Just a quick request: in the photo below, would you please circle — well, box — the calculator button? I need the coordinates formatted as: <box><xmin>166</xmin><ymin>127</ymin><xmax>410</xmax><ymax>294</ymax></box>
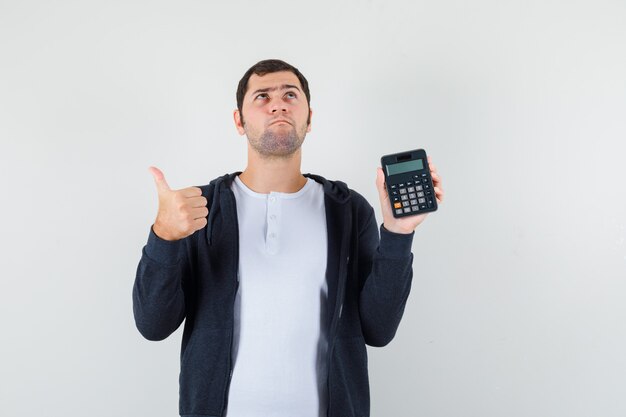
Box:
<box><xmin>403</xmin><ymin>207</ymin><xmax>411</xmax><ymax>213</ymax></box>
<box><xmin>413</xmin><ymin>174</ymin><xmax>419</xmax><ymax>179</ymax></box>
<box><xmin>410</xmin><ymin>199</ymin><xmax>417</xmax><ymax>205</ymax></box>
<box><xmin>402</xmin><ymin>201</ymin><xmax>410</xmax><ymax>207</ymax></box>
<box><xmin>419</xmin><ymin>203</ymin><xmax>427</xmax><ymax>209</ymax></box>
<box><xmin>407</xmin><ymin>181</ymin><xmax>413</xmax><ymax>186</ymax></box>
<box><xmin>417</xmin><ymin>191</ymin><xmax>424</xmax><ymax>197</ymax></box>
<box><xmin>391</xmin><ymin>190</ymin><xmax>398</xmax><ymax>196</ymax></box>
<box><xmin>421</xmin><ymin>173</ymin><xmax>427</xmax><ymax>178</ymax></box>
<box><xmin>423</xmin><ymin>184</ymin><xmax>431</xmax><ymax>190</ymax></box>
<box><xmin>408</xmin><ymin>193</ymin><xmax>416</xmax><ymax>199</ymax></box>
<box><xmin>401</xmin><ymin>195</ymin><xmax>408</xmax><ymax>201</ymax></box>
<box><xmin>399</xmin><ymin>188</ymin><xmax>407</xmax><ymax>194</ymax></box>
<box><xmin>407</xmin><ymin>186</ymin><xmax>415</xmax><ymax>193</ymax></box>
<box><xmin>422</xmin><ymin>178</ymin><xmax>428</xmax><ymax>184</ymax></box>
<box><xmin>411</xmin><ymin>206</ymin><xmax>419</xmax><ymax>212</ymax></box>
<box><xmin>427</xmin><ymin>198</ymin><xmax>434</xmax><ymax>208</ymax></box>
<box><xmin>425</xmin><ymin>190</ymin><xmax>432</xmax><ymax>196</ymax></box>
<box><xmin>418</xmin><ymin>198</ymin><xmax>426</xmax><ymax>204</ymax></box>
<box><xmin>395</xmin><ymin>209</ymin><xmax>403</xmax><ymax>215</ymax></box>
<box><xmin>394</xmin><ymin>202</ymin><xmax>402</xmax><ymax>209</ymax></box>
<box><xmin>390</xmin><ymin>184</ymin><xmax>397</xmax><ymax>189</ymax></box>
<box><xmin>398</xmin><ymin>183</ymin><xmax>405</xmax><ymax>188</ymax></box>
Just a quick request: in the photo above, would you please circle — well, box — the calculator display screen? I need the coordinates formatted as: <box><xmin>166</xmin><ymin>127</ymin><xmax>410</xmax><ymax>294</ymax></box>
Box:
<box><xmin>385</xmin><ymin>159</ymin><xmax>424</xmax><ymax>176</ymax></box>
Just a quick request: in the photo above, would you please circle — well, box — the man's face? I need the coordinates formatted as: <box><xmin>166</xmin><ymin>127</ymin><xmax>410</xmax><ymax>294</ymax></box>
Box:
<box><xmin>234</xmin><ymin>71</ymin><xmax>312</xmax><ymax>158</ymax></box>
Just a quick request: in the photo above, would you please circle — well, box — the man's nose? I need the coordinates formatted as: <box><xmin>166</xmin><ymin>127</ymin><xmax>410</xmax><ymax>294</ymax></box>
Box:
<box><xmin>270</xmin><ymin>100</ymin><xmax>288</xmax><ymax>113</ymax></box>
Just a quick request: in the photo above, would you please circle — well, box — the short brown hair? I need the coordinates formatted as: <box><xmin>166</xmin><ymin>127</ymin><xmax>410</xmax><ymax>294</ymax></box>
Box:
<box><xmin>236</xmin><ymin>59</ymin><xmax>311</xmax><ymax>125</ymax></box>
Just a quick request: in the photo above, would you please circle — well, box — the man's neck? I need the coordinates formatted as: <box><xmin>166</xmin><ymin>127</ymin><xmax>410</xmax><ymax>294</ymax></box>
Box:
<box><xmin>238</xmin><ymin>148</ymin><xmax>307</xmax><ymax>194</ymax></box>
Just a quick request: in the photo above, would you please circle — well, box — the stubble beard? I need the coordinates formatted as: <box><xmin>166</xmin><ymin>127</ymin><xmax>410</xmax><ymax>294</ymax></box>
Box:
<box><xmin>246</xmin><ymin>122</ymin><xmax>307</xmax><ymax>159</ymax></box>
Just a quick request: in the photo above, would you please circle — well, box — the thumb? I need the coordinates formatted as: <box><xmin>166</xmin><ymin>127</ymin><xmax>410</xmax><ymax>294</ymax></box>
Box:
<box><xmin>148</xmin><ymin>166</ymin><xmax>171</xmax><ymax>193</ymax></box>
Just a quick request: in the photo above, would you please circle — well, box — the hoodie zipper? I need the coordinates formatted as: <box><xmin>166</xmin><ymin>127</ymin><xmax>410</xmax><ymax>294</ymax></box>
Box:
<box><xmin>220</xmin><ymin>186</ymin><xmax>240</xmax><ymax>416</ymax></box>
<box><xmin>326</xmin><ymin>254</ymin><xmax>348</xmax><ymax>417</ymax></box>
<box><xmin>221</xmin><ymin>272</ymin><xmax>239</xmax><ymax>415</ymax></box>
<box><xmin>326</xmin><ymin>202</ymin><xmax>351</xmax><ymax>417</ymax></box>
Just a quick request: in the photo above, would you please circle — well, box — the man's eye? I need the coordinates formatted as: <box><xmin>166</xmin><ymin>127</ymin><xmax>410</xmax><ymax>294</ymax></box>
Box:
<box><xmin>285</xmin><ymin>92</ymin><xmax>297</xmax><ymax>98</ymax></box>
<box><xmin>256</xmin><ymin>93</ymin><xmax>268</xmax><ymax>99</ymax></box>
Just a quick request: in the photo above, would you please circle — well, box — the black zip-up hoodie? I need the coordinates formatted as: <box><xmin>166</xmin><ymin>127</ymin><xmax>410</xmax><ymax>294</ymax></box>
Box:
<box><xmin>133</xmin><ymin>172</ymin><xmax>415</xmax><ymax>417</ymax></box>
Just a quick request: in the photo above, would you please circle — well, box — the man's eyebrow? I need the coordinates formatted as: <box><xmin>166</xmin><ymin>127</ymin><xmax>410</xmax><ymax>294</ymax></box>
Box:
<box><xmin>250</xmin><ymin>84</ymin><xmax>301</xmax><ymax>96</ymax></box>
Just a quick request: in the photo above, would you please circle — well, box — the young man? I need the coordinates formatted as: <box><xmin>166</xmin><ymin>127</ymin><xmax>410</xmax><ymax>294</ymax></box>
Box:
<box><xmin>133</xmin><ymin>59</ymin><xmax>444</xmax><ymax>417</ymax></box>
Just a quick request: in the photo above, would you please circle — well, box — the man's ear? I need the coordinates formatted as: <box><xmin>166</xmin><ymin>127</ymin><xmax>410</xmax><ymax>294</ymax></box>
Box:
<box><xmin>306</xmin><ymin>108</ymin><xmax>313</xmax><ymax>133</ymax></box>
<box><xmin>233</xmin><ymin>109</ymin><xmax>245</xmax><ymax>135</ymax></box>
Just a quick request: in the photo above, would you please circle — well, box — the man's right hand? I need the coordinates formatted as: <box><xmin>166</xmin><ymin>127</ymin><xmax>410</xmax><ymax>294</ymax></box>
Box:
<box><xmin>149</xmin><ymin>166</ymin><xmax>209</xmax><ymax>241</ymax></box>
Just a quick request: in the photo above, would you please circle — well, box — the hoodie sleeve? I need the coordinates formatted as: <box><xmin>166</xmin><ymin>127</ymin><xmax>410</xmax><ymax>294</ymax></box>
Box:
<box><xmin>132</xmin><ymin>225</ymin><xmax>192</xmax><ymax>341</ymax></box>
<box><xmin>357</xmin><ymin>203</ymin><xmax>414</xmax><ymax>347</ymax></box>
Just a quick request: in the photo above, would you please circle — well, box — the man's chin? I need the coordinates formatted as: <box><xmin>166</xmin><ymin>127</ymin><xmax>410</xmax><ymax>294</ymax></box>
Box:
<box><xmin>254</xmin><ymin>141</ymin><xmax>304</xmax><ymax>159</ymax></box>
<box><xmin>247</xmin><ymin>129</ymin><xmax>306</xmax><ymax>158</ymax></box>
<box><xmin>262</xmin><ymin>142</ymin><xmax>302</xmax><ymax>157</ymax></box>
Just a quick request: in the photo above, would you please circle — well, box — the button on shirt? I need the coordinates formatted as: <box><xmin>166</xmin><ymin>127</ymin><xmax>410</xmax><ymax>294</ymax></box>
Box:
<box><xmin>226</xmin><ymin>175</ymin><xmax>329</xmax><ymax>417</ymax></box>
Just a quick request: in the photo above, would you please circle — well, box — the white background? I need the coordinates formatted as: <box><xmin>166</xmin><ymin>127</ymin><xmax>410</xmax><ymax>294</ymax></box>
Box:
<box><xmin>1</xmin><ymin>0</ymin><xmax>625</xmax><ymax>416</ymax></box>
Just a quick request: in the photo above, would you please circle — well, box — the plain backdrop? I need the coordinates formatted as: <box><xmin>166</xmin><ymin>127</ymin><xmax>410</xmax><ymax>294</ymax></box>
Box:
<box><xmin>1</xmin><ymin>0</ymin><xmax>625</xmax><ymax>416</ymax></box>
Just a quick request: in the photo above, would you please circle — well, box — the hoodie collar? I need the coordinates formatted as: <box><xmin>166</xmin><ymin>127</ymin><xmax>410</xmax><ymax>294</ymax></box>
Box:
<box><xmin>205</xmin><ymin>171</ymin><xmax>351</xmax><ymax>245</ymax></box>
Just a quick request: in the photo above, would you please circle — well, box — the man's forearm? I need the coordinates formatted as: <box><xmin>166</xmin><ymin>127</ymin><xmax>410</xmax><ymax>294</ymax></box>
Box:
<box><xmin>359</xmin><ymin>220</ymin><xmax>415</xmax><ymax>347</ymax></box>
<box><xmin>132</xmin><ymin>226</ymin><xmax>188</xmax><ymax>341</ymax></box>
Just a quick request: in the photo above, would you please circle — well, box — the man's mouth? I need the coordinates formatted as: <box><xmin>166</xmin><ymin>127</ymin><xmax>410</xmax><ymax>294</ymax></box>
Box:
<box><xmin>269</xmin><ymin>119</ymin><xmax>291</xmax><ymax>126</ymax></box>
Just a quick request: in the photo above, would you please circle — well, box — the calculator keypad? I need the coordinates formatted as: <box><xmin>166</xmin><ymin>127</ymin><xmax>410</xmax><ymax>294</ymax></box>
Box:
<box><xmin>390</xmin><ymin>172</ymin><xmax>435</xmax><ymax>216</ymax></box>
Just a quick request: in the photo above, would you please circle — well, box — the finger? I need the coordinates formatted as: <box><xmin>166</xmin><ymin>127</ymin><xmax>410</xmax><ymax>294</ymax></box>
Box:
<box><xmin>187</xmin><ymin>196</ymin><xmax>208</xmax><ymax>208</ymax></box>
<box><xmin>431</xmin><ymin>172</ymin><xmax>441</xmax><ymax>186</ymax></box>
<box><xmin>191</xmin><ymin>206</ymin><xmax>209</xmax><ymax>219</ymax></box>
<box><xmin>193</xmin><ymin>217</ymin><xmax>208</xmax><ymax>230</ymax></box>
<box><xmin>434</xmin><ymin>186</ymin><xmax>444</xmax><ymax>203</ymax></box>
<box><xmin>149</xmin><ymin>166</ymin><xmax>171</xmax><ymax>193</ymax></box>
<box><xmin>180</xmin><ymin>186</ymin><xmax>203</xmax><ymax>197</ymax></box>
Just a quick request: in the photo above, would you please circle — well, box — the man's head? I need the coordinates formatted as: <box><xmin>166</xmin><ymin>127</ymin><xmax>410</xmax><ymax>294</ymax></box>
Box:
<box><xmin>234</xmin><ymin>59</ymin><xmax>312</xmax><ymax>159</ymax></box>
<box><xmin>236</xmin><ymin>59</ymin><xmax>311</xmax><ymax>126</ymax></box>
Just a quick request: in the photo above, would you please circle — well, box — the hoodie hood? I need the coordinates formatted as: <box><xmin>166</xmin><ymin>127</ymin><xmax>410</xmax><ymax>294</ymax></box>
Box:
<box><xmin>203</xmin><ymin>172</ymin><xmax>239</xmax><ymax>246</ymax></box>
<box><xmin>303</xmin><ymin>173</ymin><xmax>351</xmax><ymax>204</ymax></box>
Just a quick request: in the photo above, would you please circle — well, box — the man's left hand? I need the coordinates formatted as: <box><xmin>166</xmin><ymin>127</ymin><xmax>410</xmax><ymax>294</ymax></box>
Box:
<box><xmin>376</xmin><ymin>155</ymin><xmax>444</xmax><ymax>234</ymax></box>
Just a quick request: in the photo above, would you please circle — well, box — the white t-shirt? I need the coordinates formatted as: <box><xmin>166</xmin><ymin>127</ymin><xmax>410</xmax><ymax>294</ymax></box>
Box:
<box><xmin>225</xmin><ymin>175</ymin><xmax>329</xmax><ymax>417</ymax></box>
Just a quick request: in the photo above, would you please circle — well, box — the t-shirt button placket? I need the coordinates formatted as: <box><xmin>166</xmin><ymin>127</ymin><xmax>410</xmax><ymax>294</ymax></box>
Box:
<box><xmin>266</xmin><ymin>194</ymin><xmax>279</xmax><ymax>254</ymax></box>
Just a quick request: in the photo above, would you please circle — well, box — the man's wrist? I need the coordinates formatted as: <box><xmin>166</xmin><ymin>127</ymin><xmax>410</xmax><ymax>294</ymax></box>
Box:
<box><xmin>153</xmin><ymin>221</ymin><xmax>178</xmax><ymax>241</ymax></box>
<box><xmin>379</xmin><ymin>224</ymin><xmax>414</xmax><ymax>257</ymax></box>
<box><xmin>382</xmin><ymin>222</ymin><xmax>415</xmax><ymax>235</ymax></box>
<box><xmin>146</xmin><ymin>225</ymin><xmax>183</xmax><ymax>265</ymax></box>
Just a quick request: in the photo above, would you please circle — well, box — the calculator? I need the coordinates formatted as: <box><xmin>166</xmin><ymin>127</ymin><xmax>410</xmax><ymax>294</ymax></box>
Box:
<box><xmin>381</xmin><ymin>149</ymin><xmax>438</xmax><ymax>218</ymax></box>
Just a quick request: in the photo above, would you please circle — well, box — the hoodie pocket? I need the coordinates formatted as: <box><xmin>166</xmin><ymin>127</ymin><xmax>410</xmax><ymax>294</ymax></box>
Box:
<box><xmin>179</xmin><ymin>328</ymin><xmax>231</xmax><ymax>415</ymax></box>
<box><xmin>330</xmin><ymin>336</ymin><xmax>370</xmax><ymax>417</ymax></box>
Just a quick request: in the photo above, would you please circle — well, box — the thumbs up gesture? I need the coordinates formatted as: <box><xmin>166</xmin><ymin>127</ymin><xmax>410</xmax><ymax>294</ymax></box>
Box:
<box><xmin>149</xmin><ymin>166</ymin><xmax>209</xmax><ymax>241</ymax></box>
